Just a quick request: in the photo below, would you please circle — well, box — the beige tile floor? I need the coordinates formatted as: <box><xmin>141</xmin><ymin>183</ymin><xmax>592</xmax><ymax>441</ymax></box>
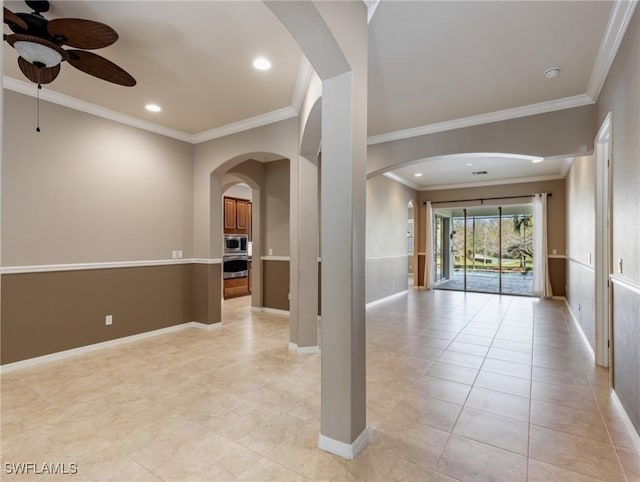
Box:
<box><xmin>2</xmin><ymin>289</ymin><xmax>639</xmax><ymax>481</ymax></box>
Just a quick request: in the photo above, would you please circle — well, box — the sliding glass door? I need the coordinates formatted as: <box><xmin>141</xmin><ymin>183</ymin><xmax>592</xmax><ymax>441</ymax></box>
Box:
<box><xmin>434</xmin><ymin>204</ymin><xmax>533</xmax><ymax>296</ymax></box>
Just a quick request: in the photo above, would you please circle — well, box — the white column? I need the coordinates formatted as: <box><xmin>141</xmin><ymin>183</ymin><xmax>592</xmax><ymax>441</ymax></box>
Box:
<box><xmin>290</xmin><ymin>155</ymin><xmax>319</xmax><ymax>352</ymax></box>
<box><xmin>265</xmin><ymin>0</ymin><xmax>369</xmax><ymax>459</ymax></box>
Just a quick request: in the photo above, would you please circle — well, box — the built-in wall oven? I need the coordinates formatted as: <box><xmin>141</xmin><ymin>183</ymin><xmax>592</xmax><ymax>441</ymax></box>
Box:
<box><xmin>223</xmin><ymin>234</ymin><xmax>248</xmax><ymax>279</ymax></box>
<box><xmin>223</xmin><ymin>255</ymin><xmax>249</xmax><ymax>279</ymax></box>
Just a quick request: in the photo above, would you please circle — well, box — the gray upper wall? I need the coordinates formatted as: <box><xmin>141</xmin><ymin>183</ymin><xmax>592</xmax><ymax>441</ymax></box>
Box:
<box><xmin>565</xmin><ymin>156</ymin><xmax>595</xmax><ymax>266</ymax></box>
<box><xmin>2</xmin><ymin>90</ymin><xmax>194</xmax><ymax>266</ymax></box>
<box><xmin>367</xmin><ymin>175</ymin><xmax>417</xmax><ymax>258</ymax></box>
<box><xmin>597</xmin><ymin>8</ymin><xmax>640</xmax><ymax>284</ymax></box>
<box><xmin>263</xmin><ymin>159</ymin><xmax>291</xmax><ymax>257</ymax></box>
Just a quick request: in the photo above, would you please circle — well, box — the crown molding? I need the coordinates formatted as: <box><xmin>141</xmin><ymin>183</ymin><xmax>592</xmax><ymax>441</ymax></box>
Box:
<box><xmin>3</xmin><ymin>75</ymin><xmax>298</xmax><ymax>145</ymax></box>
<box><xmin>3</xmin><ymin>76</ymin><xmax>193</xmax><ymax>142</ymax></box>
<box><xmin>419</xmin><ymin>174</ymin><xmax>565</xmax><ymax>192</ymax></box>
<box><xmin>587</xmin><ymin>0</ymin><xmax>638</xmax><ymax>101</ymax></box>
<box><xmin>5</xmin><ymin>0</ymin><xmax>632</xmax><ymax>148</ymax></box>
<box><xmin>382</xmin><ymin>171</ymin><xmax>420</xmax><ymax>190</ymax></box>
<box><xmin>367</xmin><ymin>94</ymin><xmax>594</xmax><ymax>146</ymax></box>
<box><xmin>190</xmin><ymin>105</ymin><xmax>298</xmax><ymax>144</ymax></box>
<box><xmin>291</xmin><ymin>56</ymin><xmax>314</xmax><ymax>114</ymax></box>
<box><xmin>364</xmin><ymin>0</ymin><xmax>382</xmax><ymax>24</ymax></box>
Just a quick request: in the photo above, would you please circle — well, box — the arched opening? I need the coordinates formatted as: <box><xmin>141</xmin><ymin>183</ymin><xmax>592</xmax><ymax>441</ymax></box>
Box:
<box><xmin>379</xmin><ymin>152</ymin><xmax>555</xmax><ymax>296</ymax></box>
<box><xmin>210</xmin><ymin>152</ymin><xmax>291</xmax><ymax>327</ymax></box>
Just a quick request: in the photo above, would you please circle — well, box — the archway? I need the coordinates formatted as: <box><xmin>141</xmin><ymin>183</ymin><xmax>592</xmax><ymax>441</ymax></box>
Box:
<box><xmin>210</xmin><ymin>152</ymin><xmax>289</xmax><ymax>328</ymax></box>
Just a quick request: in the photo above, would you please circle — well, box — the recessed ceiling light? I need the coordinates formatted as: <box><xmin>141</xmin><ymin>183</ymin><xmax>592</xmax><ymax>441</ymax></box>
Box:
<box><xmin>544</xmin><ymin>67</ymin><xmax>560</xmax><ymax>79</ymax></box>
<box><xmin>531</xmin><ymin>158</ymin><xmax>544</xmax><ymax>164</ymax></box>
<box><xmin>466</xmin><ymin>163</ymin><xmax>473</xmax><ymax>166</ymax></box>
<box><xmin>145</xmin><ymin>104</ymin><xmax>161</xmax><ymax>113</ymax></box>
<box><xmin>414</xmin><ymin>173</ymin><xmax>423</xmax><ymax>177</ymax></box>
<box><xmin>253</xmin><ymin>57</ymin><xmax>271</xmax><ymax>71</ymax></box>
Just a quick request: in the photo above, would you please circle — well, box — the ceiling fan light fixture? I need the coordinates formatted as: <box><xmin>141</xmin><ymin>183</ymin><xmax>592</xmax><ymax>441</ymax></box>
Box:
<box><xmin>414</xmin><ymin>173</ymin><xmax>423</xmax><ymax>177</ymax></box>
<box><xmin>13</xmin><ymin>40</ymin><xmax>62</xmax><ymax>67</ymax></box>
<box><xmin>145</xmin><ymin>103</ymin><xmax>162</xmax><ymax>113</ymax></box>
<box><xmin>252</xmin><ymin>57</ymin><xmax>271</xmax><ymax>71</ymax></box>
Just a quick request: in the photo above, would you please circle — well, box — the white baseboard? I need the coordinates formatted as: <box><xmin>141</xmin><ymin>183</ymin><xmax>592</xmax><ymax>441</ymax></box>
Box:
<box><xmin>257</xmin><ymin>307</ymin><xmax>290</xmax><ymax>316</ymax></box>
<box><xmin>288</xmin><ymin>342</ymin><xmax>320</xmax><ymax>354</ymax></box>
<box><xmin>1</xmin><ymin>322</ymin><xmax>195</xmax><ymax>373</ymax></box>
<box><xmin>564</xmin><ymin>299</ymin><xmax>595</xmax><ymax>361</ymax></box>
<box><xmin>318</xmin><ymin>427</ymin><xmax>369</xmax><ymax>460</ymax></box>
<box><xmin>297</xmin><ymin>345</ymin><xmax>320</xmax><ymax>355</ymax></box>
<box><xmin>366</xmin><ymin>290</ymin><xmax>408</xmax><ymax>308</ymax></box>
<box><xmin>189</xmin><ymin>321</ymin><xmax>222</xmax><ymax>331</ymax></box>
<box><xmin>611</xmin><ymin>390</ymin><xmax>640</xmax><ymax>453</ymax></box>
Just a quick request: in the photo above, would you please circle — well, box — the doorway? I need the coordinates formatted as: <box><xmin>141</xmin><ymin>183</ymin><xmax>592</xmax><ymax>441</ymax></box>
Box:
<box><xmin>434</xmin><ymin>204</ymin><xmax>534</xmax><ymax>296</ymax></box>
<box><xmin>595</xmin><ymin>113</ymin><xmax>612</xmax><ymax>368</ymax></box>
<box><xmin>408</xmin><ymin>201</ymin><xmax>415</xmax><ymax>284</ymax></box>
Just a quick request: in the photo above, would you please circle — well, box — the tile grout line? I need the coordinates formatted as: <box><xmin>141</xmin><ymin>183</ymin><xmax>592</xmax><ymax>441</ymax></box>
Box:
<box><xmin>525</xmin><ymin>300</ymin><xmax>538</xmax><ymax>481</ymax></box>
<box><xmin>431</xmin><ymin>294</ymin><xmax>494</xmax><ymax>469</ymax></box>
<box><xmin>433</xmin><ymin>295</ymin><xmax>516</xmax><ymax>470</ymax></box>
<box><xmin>585</xmin><ymin>366</ymin><xmax>631</xmax><ymax>482</ymax></box>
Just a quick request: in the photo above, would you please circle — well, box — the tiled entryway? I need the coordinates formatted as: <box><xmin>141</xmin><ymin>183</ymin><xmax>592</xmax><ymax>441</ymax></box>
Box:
<box><xmin>2</xmin><ymin>290</ymin><xmax>639</xmax><ymax>481</ymax></box>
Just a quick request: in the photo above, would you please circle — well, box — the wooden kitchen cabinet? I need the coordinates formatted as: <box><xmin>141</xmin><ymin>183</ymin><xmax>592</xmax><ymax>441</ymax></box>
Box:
<box><xmin>223</xmin><ymin>196</ymin><xmax>252</xmax><ymax>235</ymax></box>
<box><xmin>236</xmin><ymin>199</ymin><xmax>250</xmax><ymax>233</ymax></box>
<box><xmin>223</xmin><ymin>277</ymin><xmax>249</xmax><ymax>299</ymax></box>
<box><xmin>224</xmin><ymin>197</ymin><xmax>237</xmax><ymax>232</ymax></box>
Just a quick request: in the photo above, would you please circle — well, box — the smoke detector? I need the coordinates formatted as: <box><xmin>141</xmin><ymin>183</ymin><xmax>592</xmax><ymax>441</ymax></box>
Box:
<box><xmin>472</xmin><ymin>171</ymin><xmax>488</xmax><ymax>175</ymax></box>
<box><xmin>544</xmin><ymin>67</ymin><xmax>560</xmax><ymax>79</ymax></box>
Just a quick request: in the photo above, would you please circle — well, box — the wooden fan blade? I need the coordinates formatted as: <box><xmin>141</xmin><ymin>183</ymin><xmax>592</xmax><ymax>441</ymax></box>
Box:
<box><xmin>18</xmin><ymin>56</ymin><xmax>60</xmax><ymax>84</ymax></box>
<box><xmin>66</xmin><ymin>50</ymin><xmax>136</xmax><ymax>87</ymax></box>
<box><xmin>47</xmin><ymin>18</ymin><xmax>118</xmax><ymax>49</ymax></box>
<box><xmin>4</xmin><ymin>7</ymin><xmax>28</xmax><ymax>31</ymax></box>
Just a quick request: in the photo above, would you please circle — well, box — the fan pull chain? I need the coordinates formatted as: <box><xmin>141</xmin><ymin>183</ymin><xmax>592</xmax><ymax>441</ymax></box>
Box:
<box><xmin>36</xmin><ymin>84</ymin><xmax>42</xmax><ymax>133</ymax></box>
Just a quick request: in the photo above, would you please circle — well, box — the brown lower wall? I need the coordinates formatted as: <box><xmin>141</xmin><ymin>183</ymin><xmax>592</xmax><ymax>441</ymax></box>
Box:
<box><xmin>261</xmin><ymin>260</ymin><xmax>322</xmax><ymax>314</ymax></box>
<box><xmin>262</xmin><ymin>260</ymin><xmax>290</xmax><ymax>311</ymax></box>
<box><xmin>1</xmin><ymin>264</ymin><xmax>194</xmax><ymax>364</ymax></box>
<box><xmin>192</xmin><ymin>263</ymin><xmax>222</xmax><ymax>324</ymax></box>
<box><xmin>548</xmin><ymin>257</ymin><xmax>566</xmax><ymax>297</ymax></box>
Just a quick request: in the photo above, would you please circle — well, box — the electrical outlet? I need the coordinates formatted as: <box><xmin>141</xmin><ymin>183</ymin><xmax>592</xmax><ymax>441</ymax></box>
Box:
<box><xmin>552</xmin><ymin>249</ymin><xmax>557</xmax><ymax>255</ymax></box>
<box><xmin>269</xmin><ymin>248</ymin><xmax>273</xmax><ymax>256</ymax></box>
<box><xmin>617</xmin><ymin>259</ymin><xmax>623</xmax><ymax>274</ymax></box>
<box><xmin>177</xmin><ymin>250</ymin><xmax>183</xmax><ymax>259</ymax></box>
<box><xmin>105</xmin><ymin>315</ymin><xmax>113</xmax><ymax>326</ymax></box>
<box><xmin>171</xmin><ymin>250</ymin><xmax>178</xmax><ymax>259</ymax></box>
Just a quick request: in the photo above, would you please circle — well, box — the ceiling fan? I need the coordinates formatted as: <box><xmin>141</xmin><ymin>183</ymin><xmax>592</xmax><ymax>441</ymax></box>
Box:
<box><xmin>3</xmin><ymin>0</ymin><xmax>136</xmax><ymax>87</ymax></box>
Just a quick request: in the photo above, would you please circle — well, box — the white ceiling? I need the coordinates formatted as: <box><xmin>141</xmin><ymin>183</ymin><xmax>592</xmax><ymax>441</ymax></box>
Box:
<box><xmin>368</xmin><ymin>0</ymin><xmax>613</xmax><ymax>136</ymax></box>
<box><xmin>388</xmin><ymin>153</ymin><xmax>571</xmax><ymax>190</ymax></box>
<box><xmin>2</xmin><ymin>0</ymin><xmax>623</xmax><ymax>175</ymax></box>
<box><xmin>3</xmin><ymin>1</ymin><xmax>303</xmax><ymax>134</ymax></box>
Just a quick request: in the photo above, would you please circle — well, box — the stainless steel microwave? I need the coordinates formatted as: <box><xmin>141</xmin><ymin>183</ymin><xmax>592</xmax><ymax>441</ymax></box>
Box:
<box><xmin>224</xmin><ymin>234</ymin><xmax>247</xmax><ymax>254</ymax></box>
